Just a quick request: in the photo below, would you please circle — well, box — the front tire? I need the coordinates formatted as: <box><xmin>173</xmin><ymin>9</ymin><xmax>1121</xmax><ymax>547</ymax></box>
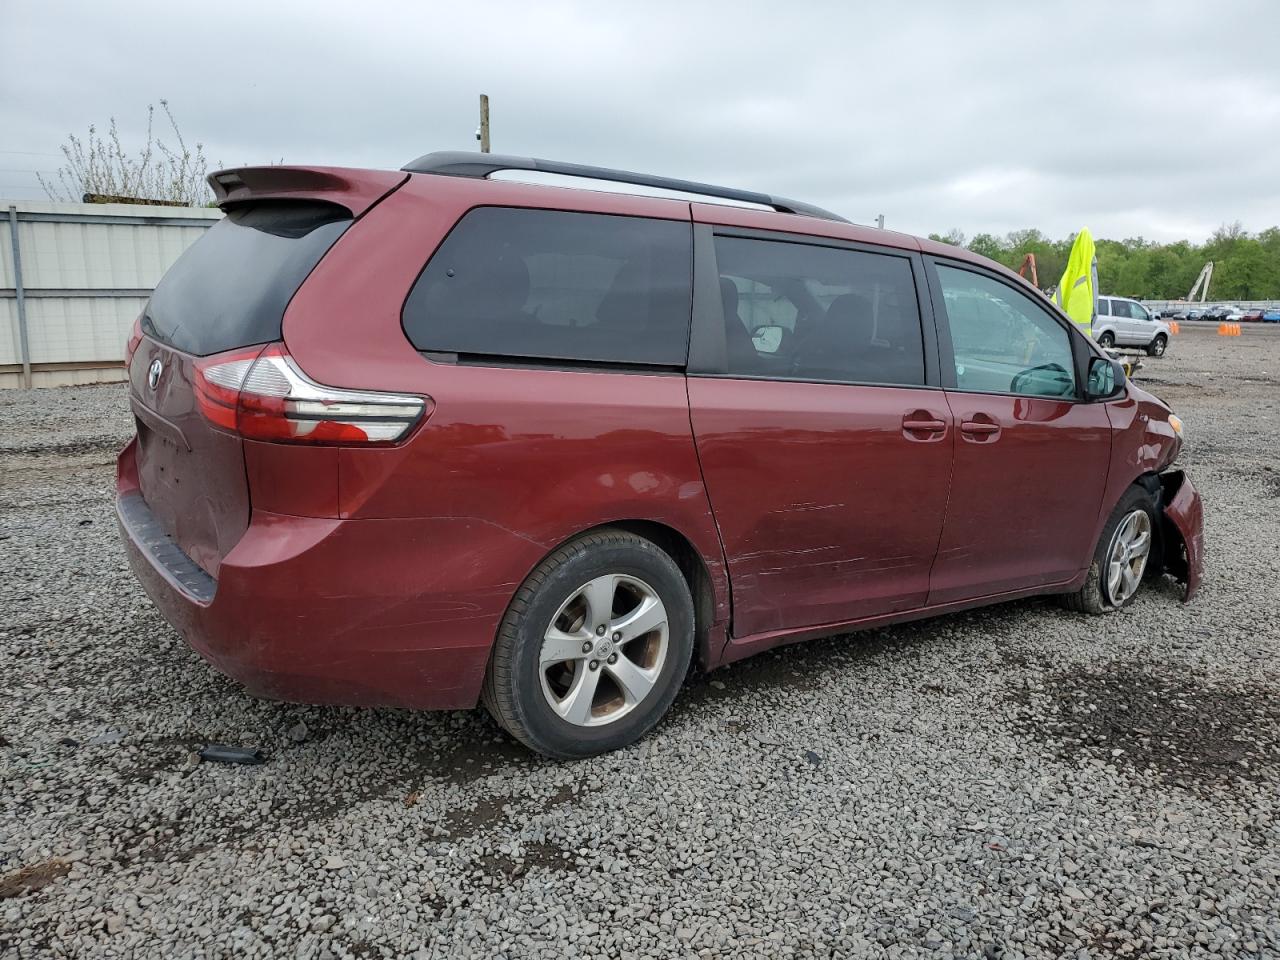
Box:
<box><xmin>1097</xmin><ymin>331</ymin><xmax>1115</xmax><ymax>348</ymax></box>
<box><xmin>1147</xmin><ymin>334</ymin><xmax>1168</xmax><ymax>357</ymax></box>
<box><xmin>1061</xmin><ymin>486</ymin><xmax>1158</xmax><ymax>614</ymax></box>
<box><xmin>481</xmin><ymin>529</ymin><xmax>694</xmax><ymax>759</ymax></box>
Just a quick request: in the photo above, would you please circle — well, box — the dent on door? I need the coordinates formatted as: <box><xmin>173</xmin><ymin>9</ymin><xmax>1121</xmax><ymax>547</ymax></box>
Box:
<box><xmin>688</xmin><ymin>378</ymin><xmax>953</xmax><ymax>638</ymax></box>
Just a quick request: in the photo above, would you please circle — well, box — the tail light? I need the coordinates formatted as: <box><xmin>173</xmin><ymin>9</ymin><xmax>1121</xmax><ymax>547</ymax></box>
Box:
<box><xmin>125</xmin><ymin>315</ymin><xmax>144</xmax><ymax>368</ymax></box>
<box><xmin>194</xmin><ymin>344</ymin><xmax>427</xmax><ymax>445</ymax></box>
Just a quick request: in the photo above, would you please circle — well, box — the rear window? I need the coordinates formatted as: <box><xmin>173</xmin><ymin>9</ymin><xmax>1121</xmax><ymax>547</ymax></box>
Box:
<box><xmin>143</xmin><ymin>202</ymin><xmax>350</xmax><ymax>356</ymax></box>
<box><xmin>402</xmin><ymin>207</ymin><xmax>692</xmax><ymax>367</ymax></box>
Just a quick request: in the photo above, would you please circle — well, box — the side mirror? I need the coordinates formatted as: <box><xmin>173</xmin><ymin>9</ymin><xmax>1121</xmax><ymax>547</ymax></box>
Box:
<box><xmin>1086</xmin><ymin>355</ymin><xmax>1126</xmax><ymax>400</ymax></box>
<box><xmin>751</xmin><ymin>325</ymin><xmax>784</xmax><ymax>354</ymax></box>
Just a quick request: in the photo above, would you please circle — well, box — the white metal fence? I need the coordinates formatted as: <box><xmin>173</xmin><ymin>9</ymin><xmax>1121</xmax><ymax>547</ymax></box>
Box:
<box><xmin>1</xmin><ymin>200</ymin><xmax>221</xmax><ymax>388</ymax></box>
<box><xmin>1143</xmin><ymin>300</ymin><xmax>1280</xmax><ymax>314</ymax></box>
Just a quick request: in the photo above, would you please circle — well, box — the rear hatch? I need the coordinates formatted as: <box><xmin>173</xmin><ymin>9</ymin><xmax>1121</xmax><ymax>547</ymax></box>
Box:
<box><xmin>129</xmin><ymin>200</ymin><xmax>354</xmax><ymax>576</ymax></box>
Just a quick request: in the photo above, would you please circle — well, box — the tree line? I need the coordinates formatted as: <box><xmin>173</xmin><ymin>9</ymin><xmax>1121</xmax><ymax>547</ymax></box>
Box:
<box><xmin>928</xmin><ymin>224</ymin><xmax>1280</xmax><ymax>301</ymax></box>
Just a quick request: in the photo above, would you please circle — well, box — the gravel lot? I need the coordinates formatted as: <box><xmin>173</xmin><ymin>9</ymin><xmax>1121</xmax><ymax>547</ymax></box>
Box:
<box><xmin>3</xmin><ymin>325</ymin><xmax>1278</xmax><ymax>959</ymax></box>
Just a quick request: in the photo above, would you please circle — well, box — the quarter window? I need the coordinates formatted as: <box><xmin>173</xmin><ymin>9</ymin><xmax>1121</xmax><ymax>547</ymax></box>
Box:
<box><xmin>936</xmin><ymin>265</ymin><xmax>1077</xmax><ymax>399</ymax></box>
<box><xmin>712</xmin><ymin>236</ymin><xmax>925</xmax><ymax>386</ymax></box>
<box><xmin>402</xmin><ymin>208</ymin><xmax>692</xmax><ymax>366</ymax></box>
<box><xmin>1096</xmin><ymin>298</ymin><xmax>1111</xmax><ymax>317</ymax></box>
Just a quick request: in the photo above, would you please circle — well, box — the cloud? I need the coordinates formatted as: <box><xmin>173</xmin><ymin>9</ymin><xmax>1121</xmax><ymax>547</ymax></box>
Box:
<box><xmin>2</xmin><ymin>0</ymin><xmax>1276</xmax><ymax>242</ymax></box>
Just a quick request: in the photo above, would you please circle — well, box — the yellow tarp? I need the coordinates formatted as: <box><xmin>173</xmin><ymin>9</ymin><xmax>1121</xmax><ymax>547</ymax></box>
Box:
<box><xmin>1054</xmin><ymin>228</ymin><xmax>1097</xmax><ymax>335</ymax></box>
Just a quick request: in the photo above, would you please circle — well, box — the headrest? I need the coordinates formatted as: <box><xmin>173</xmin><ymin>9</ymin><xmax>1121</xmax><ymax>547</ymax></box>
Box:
<box><xmin>824</xmin><ymin>293</ymin><xmax>876</xmax><ymax>341</ymax></box>
<box><xmin>719</xmin><ymin>277</ymin><xmax>740</xmax><ymax>315</ymax></box>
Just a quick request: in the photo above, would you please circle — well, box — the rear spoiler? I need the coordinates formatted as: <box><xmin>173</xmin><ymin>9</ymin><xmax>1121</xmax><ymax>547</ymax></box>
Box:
<box><xmin>207</xmin><ymin>166</ymin><xmax>408</xmax><ymax>217</ymax></box>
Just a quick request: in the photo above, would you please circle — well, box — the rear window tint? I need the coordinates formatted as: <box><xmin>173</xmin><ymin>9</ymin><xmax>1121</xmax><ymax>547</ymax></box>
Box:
<box><xmin>402</xmin><ymin>207</ymin><xmax>692</xmax><ymax>366</ymax></box>
<box><xmin>143</xmin><ymin>202</ymin><xmax>350</xmax><ymax>356</ymax></box>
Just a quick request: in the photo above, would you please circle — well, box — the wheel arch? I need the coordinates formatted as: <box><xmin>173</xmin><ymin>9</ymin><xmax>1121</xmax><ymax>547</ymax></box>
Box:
<box><xmin>517</xmin><ymin>519</ymin><xmax>727</xmax><ymax>671</ymax></box>
<box><xmin>1101</xmin><ymin>470</ymin><xmax>1167</xmax><ymax>575</ymax></box>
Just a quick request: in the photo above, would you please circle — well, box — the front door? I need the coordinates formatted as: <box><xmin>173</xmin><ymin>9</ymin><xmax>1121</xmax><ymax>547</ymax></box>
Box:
<box><xmin>688</xmin><ymin>230</ymin><xmax>952</xmax><ymax>638</ymax></box>
<box><xmin>926</xmin><ymin>261</ymin><xmax>1112</xmax><ymax>604</ymax></box>
<box><xmin>1127</xmin><ymin>300</ymin><xmax>1158</xmax><ymax>345</ymax></box>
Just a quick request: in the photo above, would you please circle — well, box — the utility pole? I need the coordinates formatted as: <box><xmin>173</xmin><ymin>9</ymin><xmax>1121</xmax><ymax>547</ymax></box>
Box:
<box><xmin>875</xmin><ymin>214</ymin><xmax>885</xmax><ymax>229</ymax></box>
<box><xmin>477</xmin><ymin>94</ymin><xmax>491</xmax><ymax>153</ymax></box>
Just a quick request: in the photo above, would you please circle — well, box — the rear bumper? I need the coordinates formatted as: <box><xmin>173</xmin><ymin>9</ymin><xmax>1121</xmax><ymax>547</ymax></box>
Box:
<box><xmin>1159</xmin><ymin>469</ymin><xmax>1204</xmax><ymax>601</ymax></box>
<box><xmin>115</xmin><ymin>439</ymin><xmax>494</xmax><ymax>709</ymax></box>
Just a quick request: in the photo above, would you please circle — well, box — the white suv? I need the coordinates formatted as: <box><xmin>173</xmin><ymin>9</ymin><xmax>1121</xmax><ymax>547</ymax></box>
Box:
<box><xmin>1095</xmin><ymin>296</ymin><xmax>1171</xmax><ymax>357</ymax></box>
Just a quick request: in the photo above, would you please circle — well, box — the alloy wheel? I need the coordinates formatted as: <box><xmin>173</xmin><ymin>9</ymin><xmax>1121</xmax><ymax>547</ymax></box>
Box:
<box><xmin>1105</xmin><ymin>509</ymin><xmax>1152</xmax><ymax>606</ymax></box>
<box><xmin>538</xmin><ymin>574</ymin><xmax>669</xmax><ymax>727</ymax></box>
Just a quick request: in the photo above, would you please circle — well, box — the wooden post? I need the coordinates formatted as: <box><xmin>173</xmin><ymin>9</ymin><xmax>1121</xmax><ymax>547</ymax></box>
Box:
<box><xmin>1018</xmin><ymin>252</ymin><xmax>1039</xmax><ymax>287</ymax></box>
<box><xmin>479</xmin><ymin>94</ymin><xmax>491</xmax><ymax>154</ymax></box>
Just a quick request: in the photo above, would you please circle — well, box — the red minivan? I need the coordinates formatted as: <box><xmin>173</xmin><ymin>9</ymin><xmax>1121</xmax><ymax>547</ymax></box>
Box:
<box><xmin>116</xmin><ymin>153</ymin><xmax>1204</xmax><ymax>758</ymax></box>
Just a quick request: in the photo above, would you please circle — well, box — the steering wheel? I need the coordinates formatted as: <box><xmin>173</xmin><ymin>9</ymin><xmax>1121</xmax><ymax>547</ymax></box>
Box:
<box><xmin>1010</xmin><ymin>362</ymin><xmax>1073</xmax><ymax>397</ymax></box>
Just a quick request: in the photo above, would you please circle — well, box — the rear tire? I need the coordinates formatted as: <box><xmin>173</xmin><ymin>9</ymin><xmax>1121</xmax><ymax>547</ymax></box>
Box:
<box><xmin>1060</xmin><ymin>486</ymin><xmax>1158</xmax><ymax>614</ymax></box>
<box><xmin>1147</xmin><ymin>334</ymin><xmax>1168</xmax><ymax>357</ymax></box>
<box><xmin>481</xmin><ymin>529</ymin><xmax>694</xmax><ymax>759</ymax></box>
<box><xmin>1097</xmin><ymin>331</ymin><xmax>1115</xmax><ymax>348</ymax></box>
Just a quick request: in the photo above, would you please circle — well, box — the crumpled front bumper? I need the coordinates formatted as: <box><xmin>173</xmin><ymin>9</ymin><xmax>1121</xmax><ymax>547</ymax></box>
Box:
<box><xmin>1159</xmin><ymin>470</ymin><xmax>1204</xmax><ymax>601</ymax></box>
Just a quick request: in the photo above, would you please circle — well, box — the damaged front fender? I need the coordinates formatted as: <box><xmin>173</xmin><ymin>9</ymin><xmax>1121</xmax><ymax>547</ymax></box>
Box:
<box><xmin>1159</xmin><ymin>470</ymin><xmax>1204</xmax><ymax>601</ymax></box>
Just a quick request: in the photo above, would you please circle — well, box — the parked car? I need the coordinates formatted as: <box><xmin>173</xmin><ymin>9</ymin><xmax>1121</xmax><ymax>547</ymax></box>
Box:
<box><xmin>1186</xmin><ymin>308</ymin><xmax>1206</xmax><ymax>321</ymax></box>
<box><xmin>1241</xmin><ymin>308</ymin><xmax>1264</xmax><ymax>322</ymax></box>
<box><xmin>115</xmin><ymin>152</ymin><xmax>1205</xmax><ymax>758</ymax></box>
<box><xmin>1095</xmin><ymin>296</ymin><xmax>1173</xmax><ymax>356</ymax></box>
<box><xmin>1263</xmin><ymin>308</ymin><xmax>1280</xmax><ymax>323</ymax></box>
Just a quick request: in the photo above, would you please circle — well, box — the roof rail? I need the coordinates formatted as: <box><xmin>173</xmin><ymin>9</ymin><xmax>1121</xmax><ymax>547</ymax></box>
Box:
<box><xmin>400</xmin><ymin>151</ymin><xmax>848</xmax><ymax>224</ymax></box>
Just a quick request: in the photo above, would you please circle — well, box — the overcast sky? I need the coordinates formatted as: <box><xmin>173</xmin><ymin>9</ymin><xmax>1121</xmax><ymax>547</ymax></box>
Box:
<box><xmin>3</xmin><ymin>0</ymin><xmax>1278</xmax><ymax>242</ymax></box>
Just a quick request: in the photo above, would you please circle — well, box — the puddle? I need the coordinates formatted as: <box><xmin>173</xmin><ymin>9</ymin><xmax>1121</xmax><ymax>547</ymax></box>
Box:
<box><xmin>1012</xmin><ymin>665</ymin><xmax>1280</xmax><ymax>793</ymax></box>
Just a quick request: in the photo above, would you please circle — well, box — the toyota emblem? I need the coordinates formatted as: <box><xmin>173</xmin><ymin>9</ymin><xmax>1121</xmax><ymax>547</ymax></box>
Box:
<box><xmin>147</xmin><ymin>357</ymin><xmax>163</xmax><ymax>390</ymax></box>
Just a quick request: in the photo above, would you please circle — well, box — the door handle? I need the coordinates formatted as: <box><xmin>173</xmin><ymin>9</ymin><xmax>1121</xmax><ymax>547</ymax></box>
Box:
<box><xmin>903</xmin><ymin>418</ymin><xmax>947</xmax><ymax>432</ymax></box>
<box><xmin>960</xmin><ymin>418</ymin><xmax>1001</xmax><ymax>441</ymax></box>
<box><xmin>902</xmin><ymin>411</ymin><xmax>948</xmax><ymax>441</ymax></box>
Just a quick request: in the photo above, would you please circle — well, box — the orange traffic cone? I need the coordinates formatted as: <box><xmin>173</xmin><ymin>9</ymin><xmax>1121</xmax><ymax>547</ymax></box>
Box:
<box><xmin>1219</xmin><ymin>322</ymin><xmax>1241</xmax><ymax>336</ymax></box>
<box><xmin>1169</xmin><ymin>321</ymin><xmax>1180</xmax><ymax>334</ymax></box>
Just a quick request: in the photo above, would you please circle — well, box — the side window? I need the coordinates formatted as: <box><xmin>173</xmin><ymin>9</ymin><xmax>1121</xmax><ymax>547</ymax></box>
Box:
<box><xmin>936</xmin><ymin>264</ymin><xmax>1077</xmax><ymax>399</ymax></box>
<box><xmin>712</xmin><ymin>236</ymin><xmax>925</xmax><ymax>385</ymax></box>
<box><xmin>402</xmin><ymin>207</ymin><xmax>692</xmax><ymax>366</ymax></box>
<box><xmin>1097</xmin><ymin>298</ymin><xmax>1111</xmax><ymax>317</ymax></box>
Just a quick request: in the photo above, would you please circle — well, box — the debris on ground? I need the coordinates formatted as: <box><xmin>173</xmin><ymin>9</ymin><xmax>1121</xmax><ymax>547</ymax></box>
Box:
<box><xmin>84</xmin><ymin>730</ymin><xmax>125</xmax><ymax>746</ymax></box>
<box><xmin>197</xmin><ymin>744</ymin><xmax>266</xmax><ymax>765</ymax></box>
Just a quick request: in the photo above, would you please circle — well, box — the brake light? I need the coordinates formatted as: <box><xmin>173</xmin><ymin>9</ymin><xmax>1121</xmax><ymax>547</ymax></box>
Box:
<box><xmin>125</xmin><ymin>315</ymin><xmax>144</xmax><ymax>368</ymax></box>
<box><xmin>193</xmin><ymin>344</ymin><xmax>427</xmax><ymax>445</ymax></box>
